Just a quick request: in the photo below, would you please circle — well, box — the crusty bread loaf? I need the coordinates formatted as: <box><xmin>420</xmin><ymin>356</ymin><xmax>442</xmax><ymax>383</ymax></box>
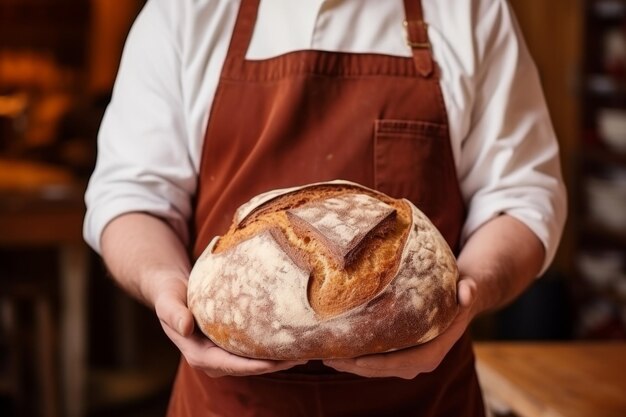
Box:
<box><xmin>187</xmin><ymin>180</ymin><xmax>459</xmax><ymax>360</ymax></box>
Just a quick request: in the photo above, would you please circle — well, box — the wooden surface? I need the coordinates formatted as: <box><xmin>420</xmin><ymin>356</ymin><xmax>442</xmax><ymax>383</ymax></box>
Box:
<box><xmin>475</xmin><ymin>342</ymin><xmax>626</xmax><ymax>417</ymax></box>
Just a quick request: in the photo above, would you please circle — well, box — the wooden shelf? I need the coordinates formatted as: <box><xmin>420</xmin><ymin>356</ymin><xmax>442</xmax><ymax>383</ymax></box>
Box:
<box><xmin>586</xmin><ymin>74</ymin><xmax>626</xmax><ymax>97</ymax></box>
<box><xmin>0</xmin><ymin>1</ymin><xmax>90</xmax><ymax>66</ymax></box>
<box><xmin>592</xmin><ymin>0</ymin><xmax>626</xmax><ymax>19</ymax></box>
<box><xmin>0</xmin><ymin>377</ymin><xmax>16</xmax><ymax>396</ymax></box>
<box><xmin>582</xmin><ymin>143</ymin><xmax>626</xmax><ymax>166</ymax></box>
<box><xmin>0</xmin><ymin>3</ymin><xmax>89</xmax><ymax>27</ymax></box>
<box><xmin>580</xmin><ymin>220</ymin><xmax>626</xmax><ymax>247</ymax></box>
<box><xmin>575</xmin><ymin>1</ymin><xmax>626</xmax><ymax>339</ymax></box>
<box><xmin>571</xmin><ymin>273</ymin><xmax>626</xmax><ymax>305</ymax></box>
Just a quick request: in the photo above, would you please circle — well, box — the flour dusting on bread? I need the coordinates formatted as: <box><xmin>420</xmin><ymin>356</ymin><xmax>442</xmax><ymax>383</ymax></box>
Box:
<box><xmin>187</xmin><ymin>180</ymin><xmax>458</xmax><ymax>359</ymax></box>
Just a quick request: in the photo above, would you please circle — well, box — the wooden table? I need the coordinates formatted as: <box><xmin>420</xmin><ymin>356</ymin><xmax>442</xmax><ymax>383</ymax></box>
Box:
<box><xmin>0</xmin><ymin>158</ymin><xmax>89</xmax><ymax>417</ymax></box>
<box><xmin>474</xmin><ymin>342</ymin><xmax>626</xmax><ymax>417</ymax></box>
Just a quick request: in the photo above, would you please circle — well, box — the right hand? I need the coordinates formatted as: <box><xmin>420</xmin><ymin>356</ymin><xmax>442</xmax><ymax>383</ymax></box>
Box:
<box><xmin>152</xmin><ymin>272</ymin><xmax>306</xmax><ymax>377</ymax></box>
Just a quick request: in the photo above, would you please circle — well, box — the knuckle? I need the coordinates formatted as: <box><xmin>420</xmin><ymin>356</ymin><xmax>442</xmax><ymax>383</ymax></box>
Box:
<box><xmin>203</xmin><ymin>370</ymin><xmax>222</xmax><ymax>378</ymax></box>
<box><xmin>187</xmin><ymin>356</ymin><xmax>225</xmax><ymax>378</ymax></box>
<box><xmin>184</xmin><ymin>356</ymin><xmax>198</xmax><ymax>368</ymax></box>
<box><xmin>184</xmin><ymin>352</ymin><xmax>202</xmax><ymax>369</ymax></box>
<box><xmin>154</xmin><ymin>296</ymin><xmax>167</xmax><ymax>317</ymax></box>
<box><xmin>217</xmin><ymin>358</ymin><xmax>239</xmax><ymax>376</ymax></box>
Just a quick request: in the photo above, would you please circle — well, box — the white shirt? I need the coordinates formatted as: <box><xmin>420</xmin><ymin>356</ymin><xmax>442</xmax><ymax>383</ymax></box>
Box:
<box><xmin>84</xmin><ymin>0</ymin><xmax>567</xmax><ymax>273</ymax></box>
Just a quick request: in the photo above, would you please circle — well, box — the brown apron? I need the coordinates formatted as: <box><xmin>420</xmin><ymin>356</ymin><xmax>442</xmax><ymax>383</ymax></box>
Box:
<box><xmin>168</xmin><ymin>0</ymin><xmax>485</xmax><ymax>415</ymax></box>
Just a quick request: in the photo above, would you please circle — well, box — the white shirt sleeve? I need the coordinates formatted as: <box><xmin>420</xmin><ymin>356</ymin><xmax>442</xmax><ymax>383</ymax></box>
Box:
<box><xmin>456</xmin><ymin>0</ymin><xmax>567</xmax><ymax>274</ymax></box>
<box><xmin>83</xmin><ymin>0</ymin><xmax>195</xmax><ymax>252</ymax></box>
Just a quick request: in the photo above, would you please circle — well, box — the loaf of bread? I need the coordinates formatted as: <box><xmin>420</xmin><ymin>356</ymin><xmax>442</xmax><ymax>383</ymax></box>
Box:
<box><xmin>187</xmin><ymin>180</ymin><xmax>459</xmax><ymax>360</ymax></box>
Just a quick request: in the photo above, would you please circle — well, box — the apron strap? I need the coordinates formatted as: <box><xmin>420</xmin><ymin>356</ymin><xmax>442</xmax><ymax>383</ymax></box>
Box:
<box><xmin>403</xmin><ymin>0</ymin><xmax>434</xmax><ymax>78</ymax></box>
<box><xmin>223</xmin><ymin>0</ymin><xmax>260</xmax><ymax>64</ymax></box>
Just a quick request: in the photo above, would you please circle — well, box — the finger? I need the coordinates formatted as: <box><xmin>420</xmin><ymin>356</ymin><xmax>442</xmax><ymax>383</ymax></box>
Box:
<box><xmin>162</xmin><ymin>322</ymin><xmax>304</xmax><ymax>376</ymax></box>
<box><xmin>201</xmin><ymin>345</ymin><xmax>302</xmax><ymax>376</ymax></box>
<box><xmin>344</xmin><ymin>348</ymin><xmax>429</xmax><ymax>375</ymax></box>
<box><xmin>154</xmin><ymin>284</ymin><xmax>195</xmax><ymax>337</ymax></box>
<box><xmin>156</xmin><ymin>295</ymin><xmax>195</xmax><ymax>337</ymax></box>
<box><xmin>324</xmin><ymin>358</ymin><xmax>387</xmax><ymax>375</ymax></box>
<box><xmin>324</xmin><ymin>359</ymin><xmax>413</xmax><ymax>379</ymax></box>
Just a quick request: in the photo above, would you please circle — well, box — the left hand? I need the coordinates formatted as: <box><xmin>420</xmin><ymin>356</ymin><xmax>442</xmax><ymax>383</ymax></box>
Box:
<box><xmin>323</xmin><ymin>277</ymin><xmax>479</xmax><ymax>379</ymax></box>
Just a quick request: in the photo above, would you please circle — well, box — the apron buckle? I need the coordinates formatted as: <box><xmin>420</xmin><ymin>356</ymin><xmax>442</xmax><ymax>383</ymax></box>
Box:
<box><xmin>403</xmin><ymin>20</ymin><xmax>434</xmax><ymax>77</ymax></box>
<box><xmin>403</xmin><ymin>20</ymin><xmax>431</xmax><ymax>49</ymax></box>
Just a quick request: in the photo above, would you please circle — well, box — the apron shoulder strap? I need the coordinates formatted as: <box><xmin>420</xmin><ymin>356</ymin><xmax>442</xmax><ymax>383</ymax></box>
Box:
<box><xmin>403</xmin><ymin>0</ymin><xmax>435</xmax><ymax>78</ymax></box>
<box><xmin>223</xmin><ymin>0</ymin><xmax>260</xmax><ymax>64</ymax></box>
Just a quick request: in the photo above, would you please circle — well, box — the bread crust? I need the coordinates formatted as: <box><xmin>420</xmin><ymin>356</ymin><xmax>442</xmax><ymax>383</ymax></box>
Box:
<box><xmin>187</xmin><ymin>180</ymin><xmax>459</xmax><ymax>360</ymax></box>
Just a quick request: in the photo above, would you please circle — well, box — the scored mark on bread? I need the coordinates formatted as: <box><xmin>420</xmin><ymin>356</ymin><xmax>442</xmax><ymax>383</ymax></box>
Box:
<box><xmin>286</xmin><ymin>193</ymin><xmax>396</xmax><ymax>268</ymax></box>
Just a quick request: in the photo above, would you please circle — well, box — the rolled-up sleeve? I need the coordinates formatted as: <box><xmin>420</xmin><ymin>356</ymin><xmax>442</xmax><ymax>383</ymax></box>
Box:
<box><xmin>84</xmin><ymin>0</ymin><xmax>195</xmax><ymax>253</ymax></box>
<box><xmin>458</xmin><ymin>0</ymin><xmax>567</xmax><ymax>274</ymax></box>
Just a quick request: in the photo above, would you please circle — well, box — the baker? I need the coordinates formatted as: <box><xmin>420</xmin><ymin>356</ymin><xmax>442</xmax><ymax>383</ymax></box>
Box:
<box><xmin>83</xmin><ymin>0</ymin><xmax>567</xmax><ymax>415</ymax></box>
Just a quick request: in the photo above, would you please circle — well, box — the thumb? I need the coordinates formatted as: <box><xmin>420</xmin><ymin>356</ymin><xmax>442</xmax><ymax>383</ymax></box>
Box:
<box><xmin>154</xmin><ymin>280</ymin><xmax>195</xmax><ymax>337</ymax></box>
<box><xmin>457</xmin><ymin>277</ymin><xmax>478</xmax><ymax>310</ymax></box>
<box><xmin>457</xmin><ymin>276</ymin><xmax>479</xmax><ymax>320</ymax></box>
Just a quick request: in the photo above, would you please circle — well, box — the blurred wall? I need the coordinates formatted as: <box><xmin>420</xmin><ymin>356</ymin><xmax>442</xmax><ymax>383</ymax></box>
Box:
<box><xmin>509</xmin><ymin>0</ymin><xmax>584</xmax><ymax>274</ymax></box>
<box><xmin>88</xmin><ymin>0</ymin><xmax>145</xmax><ymax>96</ymax></box>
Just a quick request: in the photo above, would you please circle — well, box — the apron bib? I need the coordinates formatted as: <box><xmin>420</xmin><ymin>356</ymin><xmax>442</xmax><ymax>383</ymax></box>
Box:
<box><xmin>169</xmin><ymin>0</ymin><xmax>484</xmax><ymax>415</ymax></box>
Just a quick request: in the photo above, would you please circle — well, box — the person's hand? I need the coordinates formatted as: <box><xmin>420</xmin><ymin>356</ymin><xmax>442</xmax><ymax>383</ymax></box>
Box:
<box><xmin>323</xmin><ymin>277</ymin><xmax>478</xmax><ymax>379</ymax></box>
<box><xmin>151</xmin><ymin>272</ymin><xmax>306</xmax><ymax>377</ymax></box>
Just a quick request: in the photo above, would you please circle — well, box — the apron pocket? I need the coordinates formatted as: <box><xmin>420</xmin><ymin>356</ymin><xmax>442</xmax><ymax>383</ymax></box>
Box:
<box><xmin>374</xmin><ymin>119</ymin><xmax>450</xmax><ymax>210</ymax></box>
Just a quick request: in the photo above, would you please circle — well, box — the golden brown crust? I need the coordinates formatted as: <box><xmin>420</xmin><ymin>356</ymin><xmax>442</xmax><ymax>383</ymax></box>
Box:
<box><xmin>188</xmin><ymin>180</ymin><xmax>459</xmax><ymax>360</ymax></box>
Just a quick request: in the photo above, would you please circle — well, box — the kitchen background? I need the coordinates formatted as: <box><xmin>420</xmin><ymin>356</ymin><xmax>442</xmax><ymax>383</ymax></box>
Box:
<box><xmin>0</xmin><ymin>0</ymin><xmax>624</xmax><ymax>416</ymax></box>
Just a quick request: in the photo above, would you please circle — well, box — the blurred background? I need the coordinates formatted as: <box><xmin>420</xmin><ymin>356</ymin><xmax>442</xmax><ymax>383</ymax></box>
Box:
<box><xmin>0</xmin><ymin>0</ymin><xmax>625</xmax><ymax>416</ymax></box>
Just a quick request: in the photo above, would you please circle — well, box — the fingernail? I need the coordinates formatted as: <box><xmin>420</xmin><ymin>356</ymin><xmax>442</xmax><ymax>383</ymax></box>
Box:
<box><xmin>177</xmin><ymin>317</ymin><xmax>185</xmax><ymax>335</ymax></box>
